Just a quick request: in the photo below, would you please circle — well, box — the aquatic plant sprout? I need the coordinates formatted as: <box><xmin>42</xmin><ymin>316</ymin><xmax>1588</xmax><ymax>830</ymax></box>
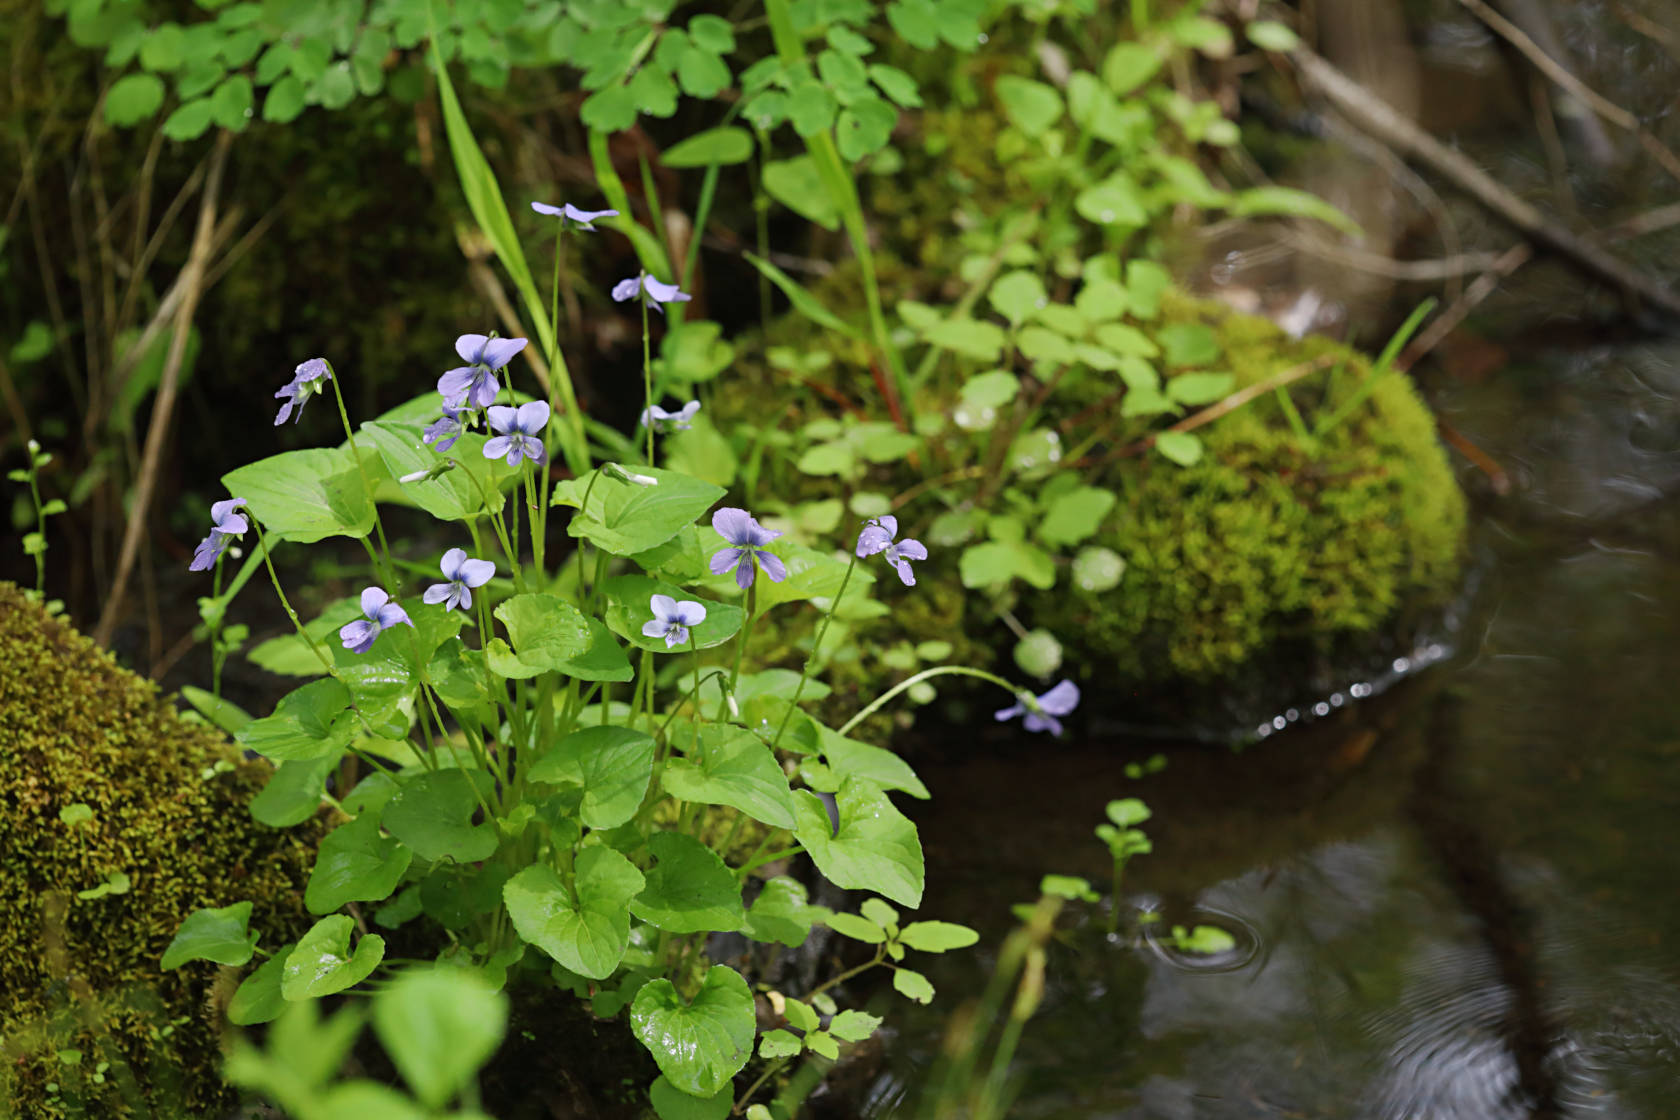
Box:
<box><xmin>643</xmin><ymin>594</ymin><xmax>707</xmax><ymax>648</ymax></box>
<box><xmin>440</xmin><ymin>333</ymin><xmax>528</xmax><ymax>410</ymax></box>
<box><xmin>611</xmin><ymin>272</ymin><xmax>692</xmax><ymax>314</ymax></box>
<box><xmin>641</xmin><ymin>400</ymin><xmax>701</xmax><ymax>432</ymax></box>
<box><xmin>530</xmin><ymin>201</ymin><xmax>619</xmax><ymax>231</ymax></box>
<box><xmin>422</xmin><ymin>403</ymin><xmax>467</xmax><ymax>452</ymax></box>
<box><xmin>709</xmin><ymin>507</ymin><xmax>788</xmax><ymax>588</ymax></box>
<box><xmin>273</xmin><ymin>358</ymin><xmax>332</xmax><ymax>425</ymax></box>
<box><xmin>995</xmin><ymin>680</ymin><xmax>1082</xmax><ymax>736</ymax></box>
<box><xmin>423</xmin><ymin>548</ymin><xmax>495</xmax><ymax>612</ymax></box>
<box><xmin>338</xmin><ymin>587</ymin><xmax>413</xmax><ymax>654</ymax></box>
<box><xmin>856</xmin><ymin>515</ymin><xmax>929</xmax><ymax>587</ymax></box>
<box><xmin>483</xmin><ymin>401</ymin><xmax>550</xmax><ymax>466</ymax></box>
<box><xmin>188</xmin><ymin>497</ymin><xmax>248</xmax><ymax>572</ymax></box>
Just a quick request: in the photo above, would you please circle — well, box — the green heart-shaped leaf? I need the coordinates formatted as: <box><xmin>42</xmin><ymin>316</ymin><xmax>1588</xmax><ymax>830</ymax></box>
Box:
<box><xmin>793</xmin><ymin>779</ymin><xmax>924</xmax><ymax>907</ymax></box>
<box><xmin>222</xmin><ymin>447</ymin><xmax>376</xmax><ymax>543</ymax></box>
<box><xmin>554</xmin><ymin>466</ymin><xmax>724</xmax><ymax>557</ymax></box>
<box><xmin>503</xmin><ymin>847</ymin><xmax>645</xmax><ymax>978</ymax></box>
<box><xmin>382</xmin><ymin>770</ymin><xmax>499</xmax><ymax>863</ymax></box>
<box><xmin>235</xmin><ymin>678</ymin><xmax>355</xmax><ymax>762</ymax></box>
<box><xmin>161</xmin><ymin>902</ymin><xmax>257</xmax><ymax>969</ymax></box>
<box><xmin>630</xmin><ymin>832</ymin><xmax>745</xmax><ymax>934</ymax></box>
<box><xmin>630</xmin><ymin>965</ymin><xmax>755</xmax><ymax>1097</ymax></box>
<box><xmin>305</xmin><ymin>812</ymin><xmax>413</xmax><ymax>915</ymax></box>
<box><xmin>227</xmin><ymin>946</ymin><xmax>291</xmax><ymax>1025</ymax></box>
<box><xmin>281</xmin><ymin>915</ymin><xmax>385</xmax><ymax>1000</ymax></box>
<box><xmin>372</xmin><ymin>969</ymin><xmax>508</xmax><ymax>1109</ymax></box>
<box><xmin>527</xmin><ymin>725</ymin><xmax>656</xmax><ymax>830</ymax></box>
<box><xmin>660</xmin><ymin>725</ymin><xmax>797</xmax><ymax>828</ymax></box>
<box><xmin>495</xmin><ymin>593</ymin><xmax>593</xmax><ymax>673</ymax></box>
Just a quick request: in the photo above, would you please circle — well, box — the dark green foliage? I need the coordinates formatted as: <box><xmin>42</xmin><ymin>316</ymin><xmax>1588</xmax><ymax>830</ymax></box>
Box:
<box><xmin>0</xmin><ymin>583</ymin><xmax>320</xmax><ymax>1118</ymax></box>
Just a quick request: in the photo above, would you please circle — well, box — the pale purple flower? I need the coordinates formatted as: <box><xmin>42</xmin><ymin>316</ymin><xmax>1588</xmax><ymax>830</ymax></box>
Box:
<box><xmin>611</xmin><ymin>272</ymin><xmax>692</xmax><ymax>315</ymax></box>
<box><xmin>708</xmin><ymin>507</ymin><xmax>787</xmax><ymax>590</ymax></box>
<box><xmin>531</xmin><ymin>201</ymin><xmax>619</xmax><ymax>231</ymax></box>
<box><xmin>439</xmin><ymin>334</ymin><xmax>528</xmax><ymax>410</ymax></box>
<box><xmin>855</xmin><ymin>515</ymin><xmax>928</xmax><ymax>587</ymax></box>
<box><xmin>423</xmin><ymin>548</ymin><xmax>495</xmax><ymax>612</ymax></box>
<box><xmin>483</xmin><ymin>400</ymin><xmax>549</xmax><ymax>467</ymax></box>
<box><xmin>994</xmin><ymin>680</ymin><xmax>1081</xmax><ymax>737</ymax></box>
<box><xmin>642</xmin><ymin>594</ymin><xmax>707</xmax><ymax>649</ymax></box>
<box><xmin>338</xmin><ymin>587</ymin><xmax>413</xmax><ymax>654</ymax></box>
<box><xmin>189</xmin><ymin>497</ymin><xmax>249</xmax><ymax>572</ymax></box>
<box><xmin>422</xmin><ymin>403</ymin><xmax>468</xmax><ymax>453</ymax></box>
<box><xmin>640</xmin><ymin>400</ymin><xmax>701</xmax><ymax>432</ymax></box>
<box><xmin>273</xmin><ymin>358</ymin><xmax>332</xmax><ymax>425</ymax></box>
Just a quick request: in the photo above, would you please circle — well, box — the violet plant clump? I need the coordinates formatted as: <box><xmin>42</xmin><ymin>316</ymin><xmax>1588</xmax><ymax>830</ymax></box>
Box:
<box><xmin>166</xmin><ymin>150</ymin><xmax>1081</xmax><ymax>1120</ymax></box>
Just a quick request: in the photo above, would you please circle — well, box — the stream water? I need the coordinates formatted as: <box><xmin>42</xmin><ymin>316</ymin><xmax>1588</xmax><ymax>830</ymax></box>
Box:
<box><xmin>860</xmin><ymin>308</ymin><xmax>1680</xmax><ymax>1117</ymax></box>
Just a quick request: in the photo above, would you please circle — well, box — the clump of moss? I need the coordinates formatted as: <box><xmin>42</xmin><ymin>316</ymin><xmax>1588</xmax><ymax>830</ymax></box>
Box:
<box><xmin>1029</xmin><ymin>290</ymin><xmax>1465</xmax><ymax>681</ymax></box>
<box><xmin>0</xmin><ymin>583</ymin><xmax>320</xmax><ymax>1118</ymax></box>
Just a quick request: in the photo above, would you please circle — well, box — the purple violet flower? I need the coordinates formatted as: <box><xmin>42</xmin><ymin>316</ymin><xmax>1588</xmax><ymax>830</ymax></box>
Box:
<box><xmin>439</xmin><ymin>334</ymin><xmax>528</xmax><ymax>410</ymax></box>
<box><xmin>531</xmin><ymin>201</ymin><xmax>620</xmax><ymax>231</ymax></box>
<box><xmin>994</xmin><ymin>680</ymin><xmax>1081</xmax><ymax>737</ymax></box>
<box><xmin>642</xmin><ymin>594</ymin><xmax>707</xmax><ymax>649</ymax></box>
<box><xmin>855</xmin><ymin>515</ymin><xmax>928</xmax><ymax>587</ymax></box>
<box><xmin>189</xmin><ymin>497</ymin><xmax>249</xmax><ymax>572</ymax></box>
<box><xmin>274</xmin><ymin>358</ymin><xmax>332</xmax><ymax>425</ymax></box>
<box><xmin>422</xmin><ymin>403</ymin><xmax>469</xmax><ymax>453</ymax></box>
<box><xmin>423</xmin><ymin>548</ymin><xmax>495</xmax><ymax>612</ymax></box>
<box><xmin>338</xmin><ymin>587</ymin><xmax>413</xmax><ymax>654</ymax></box>
<box><xmin>483</xmin><ymin>401</ymin><xmax>550</xmax><ymax>467</ymax></box>
<box><xmin>611</xmin><ymin>272</ymin><xmax>692</xmax><ymax>315</ymax></box>
<box><xmin>708</xmin><ymin>507</ymin><xmax>787</xmax><ymax>590</ymax></box>
<box><xmin>641</xmin><ymin>400</ymin><xmax>701</xmax><ymax>433</ymax></box>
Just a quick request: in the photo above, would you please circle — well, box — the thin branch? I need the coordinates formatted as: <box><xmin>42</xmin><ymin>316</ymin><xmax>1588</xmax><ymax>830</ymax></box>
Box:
<box><xmin>95</xmin><ymin>131</ymin><xmax>234</xmax><ymax>648</ymax></box>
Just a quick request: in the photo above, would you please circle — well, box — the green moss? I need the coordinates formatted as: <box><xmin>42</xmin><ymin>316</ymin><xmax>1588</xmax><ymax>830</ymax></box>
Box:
<box><xmin>1030</xmin><ymin>291</ymin><xmax>1465</xmax><ymax>680</ymax></box>
<box><xmin>0</xmin><ymin>583</ymin><xmax>321</xmax><ymax>1118</ymax></box>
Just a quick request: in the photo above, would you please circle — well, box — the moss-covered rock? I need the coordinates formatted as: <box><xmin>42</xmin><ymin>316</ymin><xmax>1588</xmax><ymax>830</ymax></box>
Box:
<box><xmin>0</xmin><ymin>583</ymin><xmax>320</xmax><ymax>1118</ymax></box>
<box><xmin>1029</xmin><ymin>290</ymin><xmax>1465</xmax><ymax>682</ymax></box>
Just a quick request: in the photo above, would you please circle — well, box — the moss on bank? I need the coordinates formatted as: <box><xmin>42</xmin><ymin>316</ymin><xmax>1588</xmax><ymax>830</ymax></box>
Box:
<box><xmin>0</xmin><ymin>583</ymin><xmax>320</xmax><ymax>1118</ymax></box>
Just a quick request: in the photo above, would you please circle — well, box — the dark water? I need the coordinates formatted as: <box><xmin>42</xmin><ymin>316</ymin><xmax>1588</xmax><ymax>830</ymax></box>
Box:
<box><xmin>864</xmin><ymin>324</ymin><xmax>1680</xmax><ymax>1115</ymax></box>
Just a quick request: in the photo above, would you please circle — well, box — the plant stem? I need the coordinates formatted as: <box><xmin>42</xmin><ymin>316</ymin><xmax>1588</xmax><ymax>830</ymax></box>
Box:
<box><xmin>728</xmin><ymin>579</ymin><xmax>757</xmax><ymax>695</ymax></box>
<box><xmin>641</xmin><ymin>290</ymin><xmax>655</xmax><ymax>467</ymax></box>
<box><xmin>836</xmin><ymin>665</ymin><xmax>1020</xmax><ymax>737</ymax></box>
<box><xmin>771</xmin><ymin>554</ymin><xmax>855</xmax><ymax>749</ymax></box>
<box><xmin>326</xmin><ymin>362</ymin><xmax>395</xmax><ymax>590</ymax></box>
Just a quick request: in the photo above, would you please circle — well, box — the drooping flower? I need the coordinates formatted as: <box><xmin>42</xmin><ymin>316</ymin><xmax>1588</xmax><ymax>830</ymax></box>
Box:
<box><xmin>439</xmin><ymin>334</ymin><xmax>528</xmax><ymax>410</ymax></box>
<box><xmin>643</xmin><ymin>594</ymin><xmax>707</xmax><ymax>649</ymax></box>
<box><xmin>708</xmin><ymin>507</ymin><xmax>787</xmax><ymax>590</ymax></box>
<box><xmin>611</xmin><ymin>272</ymin><xmax>692</xmax><ymax>314</ymax></box>
<box><xmin>531</xmin><ymin>201</ymin><xmax>619</xmax><ymax>231</ymax></box>
<box><xmin>189</xmin><ymin>497</ymin><xmax>249</xmax><ymax>572</ymax></box>
<box><xmin>994</xmin><ymin>680</ymin><xmax>1081</xmax><ymax>737</ymax></box>
<box><xmin>483</xmin><ymin>400</ymin><xmax>550</xmax><ymax>467</ymax></box>
<box><xmin>338</xmin><ymin>586</ymin><xmax>413</xmax><ymax>654</ymax></box>
<box><xmin>422</xmin><ymin>403</ymin><xmax>469</xmax><ymax>453</ymax></box>
<box><xmin>423</xmin><ymin>548</ymin><xmax>495</xmax><ymax>612</ymax></box>
<box><xmin>273</xmin><ymin>358</ymin><xmax>332</xmax><ymax>425</ymax></box>
<box><xmin>855</xmin><ymin>515</ymin><xmax>929</xmax><ymax>587</ymax></box>
<box><xmin>640</xmin><ymin>400</ymin><xmax>702</xmax><ymax>433</ymax></box>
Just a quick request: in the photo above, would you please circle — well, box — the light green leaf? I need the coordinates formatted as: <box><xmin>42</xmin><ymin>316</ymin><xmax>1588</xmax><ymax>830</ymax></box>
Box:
<box><xmin>994</xmin><ymin>75</ymin><xmax>1062</xmax><ymax>137</ymax></box>
<box><xmin>222</xmin><ymin>447</ymin><xmax>375</xmax><ymax>543</ymax></box>
<box><xmin>528</xmin><ymin>725</ymin><xmax>657</xmax><ymax>830</ymax></box>
<box><xmin>281</xmin><ymin>915</ymin><xmax>385</xmax><ymax>1000</ymax></box>
<box><xmin>630</xmin><ymin>966</ymin><xmax>755</xmax><ymax>1098</ymax></box>
<box><xmin>104</xmin><ymin>73</ymin><xmax>165</xmax><ymax>126</ymax></box>
<box><xmin>1229</xmin><ymin>185</ymin><xmax>1362</xmax><ymax>236</ymax></box>
<box><xmin>383</xmin><ymin>770</ymin><xmax>499</xmax><ymax>863</ymax></box>
<box><xmin>923</xmin><ymin>317</ymin><xmax>1006</xmax><ymax>362</ymax></box>
<box><xmin>662</xmin><ymin>126</ymin><xmax>754</xmax><ymax>168</ymax></box>
<box><xmin>373</xmin><ymin>970</ymin><xmax>507</xmax><ymax>1110</ymax></box>
<box><xmin>1038</xmin><ymin>486</ymin><xmax>1116</xmax><ymax>548</ymax></box>
<box><xmin>757</xmin><ymin>1030</ymin><xmax>802</xmax><ymax>1059</ymax></box>
<box><xmin>649</xmin><ymin>1076</ymin><xmax>733</xmax><ymax>1120</ymax></box>
<box><xmin>161</xmin><ymin>97</ymin><xmax>216</xmax><ymax>140</ymax></box>
<box><xmin>988</xmin><ymin>271</ymin><xmax>1046</xmax><ymax>327</ymax></box>
<box><xmin>828</xmin><ymin>1009</ymin><xmax>882</xmax><ymax>1042</ymax></box>
<box><xmin>305</xmin><ymin>812</ymin><xmax>413</xmax><ymax>915</ymax></box>
<box><xmin>228</xmin><ymin>947</ymin><xmax>291</xmax><ymax>1025</ymax></box>
<box><xmin>1157</xmin><ymin>322</ymin><xmax>1221</xmax><ymax>367</ymax></box>
<box><xmin>804</xmin><ymin>724</ymin><xmax>929</xmax><ymax>799</ymax></box>
<box><xmin>897</xmin><ymin>921</ymin><xmax>979</xmax><ymax>952</ymax></box>
<box><xmin>1072</xmin><ymin>546</ymin><xmax>1126</xmax><ymax>592</ymax></box>
<box><xmin>234</xmin><ymin>678</ymin><xmax>355</xmax><ymax>762</ymax></box>
<box><xmin>494</xmin><ymin>593</ymin><xmax>593</xmax><ymax>673</ymax></box>
<box><xmin>868</xmin><ymin>63</ymin><xmax>920</xmax><ymax>108</ymax></box>
<box><xmin>1246</xmin><ymin>20</ymin><xmax>1301</xmax><ymax>52</ymax></box>
<box><xmin>661</xmin><ymin>725</ymin><xmax>797</xmax><ymax>828</ymax></box>
<box><xmin>552</xmin><ymin>618</ymin><xmax>635</xmax><ymax>683</ymax></box>
<box><xmin>793</xmin><ymin>779</ymin><xmax>924</xmax><ymax>907</ymax></box>
<box><xmin>836</xmin><ymin>96</ymin><xmax>897</xmax><ymax>160</ymax></box>
<box><xmin>743</xmin><ymin>877</ymin><xmax>817</xmax><ymax>948</ymax></box>
<box><xmin>1101</xmin><ymin>42</ymin><xmax>1162</xmax><ymax>94</ymax></box>
<box><xmin>892</xmin><ymin>968</ymin><xmax>934</xmax><ymax>1003</ymax></box>
<box><xmin>161</xmin><ymin>902</ymin><xmax>257</xmax><ymax>969</ymax></box>
<box><xmin>824</xmin><ymin>911</ymin><xmax>886</xmax><ymax>943</ymax></box>
<box><xmin>1168</xmin><ymin>371</ymin><xmax>1235</xmax><ymax>406</ymax></box>
<box><xmin>761</xmin><ymin>156</ymin><xmax>840</xmax><ymax>231</ymax></box>
<box><xmin>631</xmin><ymin>832</ymin><xmax>746</xmax><ymax>934</ymax></box>
<box><xmin>1154</xmin><ymin>429</ymin><xmax>1204</xmax><ymax>466</ymax></box>
<box><xmin>744</xmin><ymin>251</ymin><xmax>857</xmax><ymax>335</ymax></box>
<box><xmin>504</xmin><ymin>849</ymin><xmax>646</xmax><ymax>978</ymax></box>
<box><xmin>361</xmin><ymin>420</ymin><xmax>510</xmax><ymax>521</ymax></box>
<box><xmin>1076</xmin><ymin>173</ymin><xmax>1148</xmax><ymax>226</ymax></box>
<box><xmin>555</xmin><ymin>465</ymin><xmax>724</xmax><ymax>557</ymax></box>
<box><xmin>250</xmin><ymin>757</ymin><xmax>333</xmax><ymax>827</ymax></box>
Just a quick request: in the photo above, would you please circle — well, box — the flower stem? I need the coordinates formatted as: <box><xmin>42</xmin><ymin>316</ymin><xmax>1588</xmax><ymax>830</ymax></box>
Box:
<box><xmin>729</xmin><ymin>580</ymin><xmax>757</xmax><ymax>696</ymax></box>
<box><xmin>326</xmin><ymin>362</ymin><xmax>395</xmax><ymax>590</ymax></box>
<box><xmin>641</xmin><ymin>290</ymin><xmax>655</xmax><ymax>467</ymax></box>
<box><xmin>771</xmin><ymin>554</ymin><xmax>856</xmax><ymax>750</ymax></box>
<box><xmin>836</xmin><ymin>665</ymin><xmax>1020</xmax><ymax>738</ymax></box>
